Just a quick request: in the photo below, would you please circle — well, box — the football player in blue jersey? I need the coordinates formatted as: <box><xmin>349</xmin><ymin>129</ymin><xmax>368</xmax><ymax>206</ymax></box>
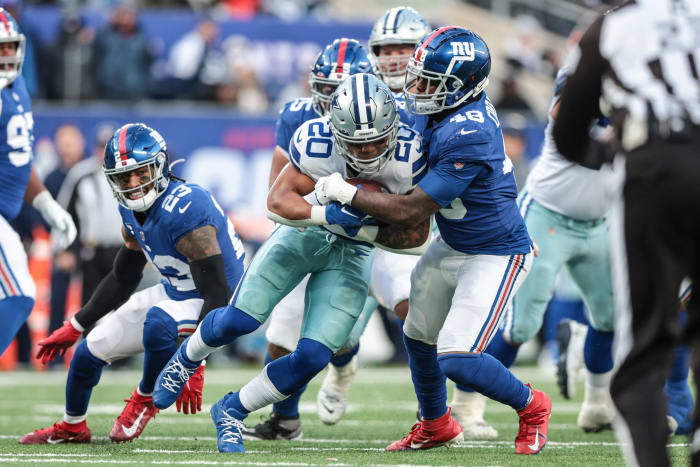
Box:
<box><xmin>0</xmin><ymin>8</ymin><xmax>77</xmax><ymax>356</ymax></box>
<box><xmin>19</xmin><ymin>123</ymin><xmax>245</xmax><ymax>445</ymax></box>
<box><xmin>315</xmin><ymin>27</ymin><xmax>552</xmax><ymax>455</ymax></box>
<box><xmin>369</xmin><ymin>6</ymin><xmax>431</xmax><ymax>129</ymax></box>
<box><xmin>153</xmin><ymin>73</ymin><xmax>431</xmax><ymax>453</ymax></box>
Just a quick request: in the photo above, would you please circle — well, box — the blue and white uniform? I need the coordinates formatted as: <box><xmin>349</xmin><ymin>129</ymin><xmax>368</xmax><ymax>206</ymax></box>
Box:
<box><xmin>0</xmin><ymin>76</ymin><xmax>36</xmax><ymax>303</ymax></box>
<box><xmin>85</xmin><ymin>181</ymin><xmax>246</xmax><ymax>363</ymax></box>
<box><xmin>404</xmin><ymin>93</ymin><xmax>533</xmax><ymax>354</ymax></box>
<box><xmin>275</xmin><ymin>97</ymin><xmax>321</xmax><ymax>157</ymax></box>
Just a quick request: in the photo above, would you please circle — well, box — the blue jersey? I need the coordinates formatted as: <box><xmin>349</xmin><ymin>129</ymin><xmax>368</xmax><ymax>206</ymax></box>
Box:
<box><xmin>120</xmin><ymin>182</ymin><xmax>246</xmax><ymax>300</ymax></box>
<box><xmin>417</xmin><ymin>93</ymin><xmax>531</xmax><ymax>255</ymax></box>
<box><xmin>275</xmin><ymin>97</ymin><xmax>321</xmax><ymax>152</ymax></box>
<box><xmin>393</xmin><ymin>91</ymin><xmax>418</xmax><ymax>129</ymax></box>
<box><xmin>0</xmin><ymin>77</ymin><xmax>35</xmax><ymax>221</ymax></box>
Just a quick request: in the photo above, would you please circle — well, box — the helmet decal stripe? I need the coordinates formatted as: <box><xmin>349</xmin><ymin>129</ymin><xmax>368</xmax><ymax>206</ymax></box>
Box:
<box><xmin>352</xmin><ymin>75</ymin><xmax>363</xmax><ymax>128</ymax></box>
<box><xmin>392</xmin><ymin>8</ymin><xmax>403</xmax><ymax>32</ymax></box>
<box><xmin>416</xmin><ymin>26</ymin><xmax>457</xmax><ymax>62</ymax></box>
<box><xmin>362</xmin><ymin>74</ymin><xmax>374</xmax><ymax>128</ymax></box>
<box><xmin>118</xmin><ymin>126</ymin><xmax>128</xmax><ymax>162</ymax></box>
<box><xmin>336</xmin><ymin>39</ymin><xmax>348</xmax><ymax>74</ymax></box>
<box><xmin>384</xmin><ymin>8</ymin><xmax>398</xmax><ymax>34</ymax></box>
<box><xmin>0</xmin><ymin>13</ymin><xmax>10</xmax><ymax>34</ymax></box>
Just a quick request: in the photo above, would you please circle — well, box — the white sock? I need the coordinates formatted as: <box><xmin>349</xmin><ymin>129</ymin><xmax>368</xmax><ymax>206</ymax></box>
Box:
<box><xmin>584</xmin><ymin>370</ymin><xmax>612</xmax><ymax>402</ymax></box>
<box><xmin>63</xmin><ymin>413</ymin><xmax>87</xmax><ymax>424</ymax></box>
<box><xmin>238</xmin><ymin>365</ymin><xmax>287</xmax><ymax>413</ymax></box>
<box><xmin>186</xmin><ymin>326</ymin><xmax>219</xmax><ymax>362</ymax></box>
<box><xmin>136</xmin><ymin>387</ymin><xmax>152</xmax><ymax>398</ymax></box>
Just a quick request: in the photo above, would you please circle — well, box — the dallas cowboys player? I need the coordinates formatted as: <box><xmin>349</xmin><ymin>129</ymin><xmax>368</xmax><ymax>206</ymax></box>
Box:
<box><xmin>153</xmin><ymin>74</ymin><xmax>430</xmax><ymax>453</ymax></box>
<box><xmin>315</xmin><ymin>27</ymin><xmax>552</xmax><ymax>455</ymax></box>
<box><xmin>0</xmin><ymin>8</ymin><xmax>76</xmax><ymax>356</ymax></box>
<box><xmin>369</xmin><ymin>6</ymin><xmax>431</xmax><ymax>128</ymax></box>
<box><xmin>248</xmin><ymin>38</ymin><xmax>375</xmax><ymax>440</ymax></box>
<box><xmin>19</xmin><ymin>123</ymin><xmax>245</xmax><ymax>444</ymax></box>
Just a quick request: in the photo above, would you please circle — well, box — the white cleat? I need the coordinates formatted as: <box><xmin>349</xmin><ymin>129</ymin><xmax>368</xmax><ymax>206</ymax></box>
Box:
<box><xmin>577</xmin><ymin>386</ymin><xmax>614</xmax><ymax>433</ymax></box>
<box><xmin>316</xmin><ymin>355</ymin><xmax>358</xmax><ymax>425</ymax></box>
<box><xmin>450</xmin><ymin>389</ymin><xmax>498</xmax><ymax>440</ymax></box>
<box><xmin>556</xmin><ymin>319</ymin><xmax>588</xmax><ymax>399</ymax></box>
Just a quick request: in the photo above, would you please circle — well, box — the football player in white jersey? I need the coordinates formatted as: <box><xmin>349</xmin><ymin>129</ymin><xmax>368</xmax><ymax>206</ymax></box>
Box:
<box><xmin>246</xmin><ymin>38</ymin><xmax>375</xmax><ymax>440</ymax></box>
<box><xmin>152</xmin><ymin>74</ymin><xmax>430</xmax><ymax>453</ymax></box>
<box><xmin>0</xmin><ymin>8</ymin><xmax>76</xmax><ymax>356</ymax></box>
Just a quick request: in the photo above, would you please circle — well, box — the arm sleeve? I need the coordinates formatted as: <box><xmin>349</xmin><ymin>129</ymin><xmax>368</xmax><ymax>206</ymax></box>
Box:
<box><xmin>189</xmin><ymin>254</ymin><xmax>231</xmax><ymax>322</ymax></box>
<box><xmin>553</xmin><ymin>14</ymin><xmax>608</xmax><ymax>163</ymax></box>
<box><xmin>417</xmin><ymin>143</ymin><xmax>488</xmax><ymax>207</ymax></box>
<box><xmin>73</xmin><ymin>245</ymin><xmax>147</xmax><ymax>329</ymax></box>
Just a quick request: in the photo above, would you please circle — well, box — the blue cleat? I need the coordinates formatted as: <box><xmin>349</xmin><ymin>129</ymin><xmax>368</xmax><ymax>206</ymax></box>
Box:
<box><xmin>153</xmin><ymin>337</ymin><xmax>200</xmax><ymax>409</ymax></box>
<box><xmin>211</xmin><ymin>394</ymin><xmax>247</xmax><ymax>453</ymax></box>
<box><xmin>666</xmin><ymin>380</ymin><xmax>694</xmax><ymax>436</ymax></box>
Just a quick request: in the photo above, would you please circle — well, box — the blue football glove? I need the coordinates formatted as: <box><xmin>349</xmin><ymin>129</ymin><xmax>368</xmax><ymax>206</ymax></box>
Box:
<box><xmin>325</xmin><ymin>201</ymin><xmax>371</xmax><ymax>227</ymax></box>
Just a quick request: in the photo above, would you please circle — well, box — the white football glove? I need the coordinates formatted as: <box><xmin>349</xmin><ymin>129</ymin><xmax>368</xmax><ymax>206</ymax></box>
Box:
<box><xmin>314</xmin><ymin>173</ymin><xmax>357</xmax><ymax>205</ymax></box>
<box><xmin>33</xmin><ymin>190</ymin><xmax>77</xmax><ymax>250</ymax></box>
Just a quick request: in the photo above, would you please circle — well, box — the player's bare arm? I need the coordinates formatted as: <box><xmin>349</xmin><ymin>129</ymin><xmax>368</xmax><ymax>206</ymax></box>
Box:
<box><xmin>353</xmin><ymin>185</ymin><xmax>440</xmax><ymax>227</ymax></box>
<box><xmin>375</xmin><ymin>216</ymin><xmax>430</xmax><ymax>249</ymax></box>
<box><xmin>176</xmin><ymin>225</ymin><xmax>222</xmax><ymax>261</ymax></box>
<box><xmin>268</xmin><ymin>146</ymin><xmax>291</xmax><ymax>189</ymax></box>
<box><xmin>267</xmin><ymin>163</ymin><xmax>316</xmax><ymax>220</ymax></box>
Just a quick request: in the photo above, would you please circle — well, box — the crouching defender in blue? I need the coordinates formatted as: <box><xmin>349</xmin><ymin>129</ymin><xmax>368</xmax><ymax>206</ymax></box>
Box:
<box><xmin>20</xmin><ymin>124</ymin><xmax>245</xmax><ymax>445</ymax></box>
<box><xmin>153</xmin><ymin>73</ymin><xmax>430</xmax><ymax>453</ymax></box>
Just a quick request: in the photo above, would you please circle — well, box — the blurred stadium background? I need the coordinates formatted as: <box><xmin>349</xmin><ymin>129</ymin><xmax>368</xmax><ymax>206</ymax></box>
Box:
<box><xmin>1</xmin><ymin>0</ymin><xmax>614</xmax><ymax>371</ymax></box>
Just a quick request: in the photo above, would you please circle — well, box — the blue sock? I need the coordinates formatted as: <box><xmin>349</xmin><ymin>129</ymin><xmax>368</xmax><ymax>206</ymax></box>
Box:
<box><xmin>455</xmin><ymin>332</ymin><xmax>519</xmax><ymax>393</ymax></box>
<box><xmin>199</xmin><ymin>305</ymin><xmax>261</xmax><ymax>348</ymax></box>
<box><xmin>404</xmin><ymin>333</ymin><xmax>447</xmax><ymax>419</ymax></box>
<box><xmin>439</xmin><ymin>353</ymin><xmax>531</xmax><ymax>410</ymax></box>
<box><xmin>65</xmin><ymin>341</ymin><xmax>107</xmax><ymax>416</ymax></box>
<box><xmin>0</xmin><ymin>296</ymin><xmax>33</xmax><ymax>355</ymax></box>
<box><xmin>668</xmin><ymin>345</ymin><xmax>690</xmax><ymax>384</ymax></box>
<box><xmin>331</xmin><ymin>343</ymin><xmax>359</xmax><ymax>367</ymax></box>
<box><xmin>269</xmin><ymin>352</ymin><xmax>307</xmax><ymax>419</ymax></box>
<box><xmin>225</xmin><ymin>339</ymin><xmax>333</xmax><ymax>418</ymax></box>
<box><xmin>583</xmin><ymin>327</ymin><xmax>614</xmax><ymax>373</ymax></box>
<box><xmin>140</xmin><ymin>307</ymin><xmax>178</xmax><ymax>394</ymax></box>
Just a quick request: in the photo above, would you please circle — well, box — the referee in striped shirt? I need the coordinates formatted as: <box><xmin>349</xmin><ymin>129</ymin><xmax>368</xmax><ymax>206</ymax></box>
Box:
<box><xmin>553</xmin><ymin>1</ymin><xmax>700</xmax><ymax>466</ymax></box>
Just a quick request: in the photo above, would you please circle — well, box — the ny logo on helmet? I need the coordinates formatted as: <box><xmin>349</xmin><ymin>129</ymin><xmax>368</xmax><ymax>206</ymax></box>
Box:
<box><xmin>451</xmin><ymin>42</ymin><xmax>475</xmax><ymax>61</ymax></box>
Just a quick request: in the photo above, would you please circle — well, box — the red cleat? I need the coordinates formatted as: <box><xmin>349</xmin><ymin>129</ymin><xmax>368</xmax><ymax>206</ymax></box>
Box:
<box><xmin>19</xmin><ymin>421</ymin><xmax>91</xmax><ymax>445</ymax></box>
<box><xmin>109</xmin><ymin>389</ymin><xmax>159</xmax><ymax>442</ymax></box>
<box><xmin>515</xmin><ymin>384</ymin><xmax>552</xmax><ymax>455</ymax></box>
<box><xmin>386</xmin><ymin>407</ymin><xmax>463</xmax><ymax>451</ymax></box>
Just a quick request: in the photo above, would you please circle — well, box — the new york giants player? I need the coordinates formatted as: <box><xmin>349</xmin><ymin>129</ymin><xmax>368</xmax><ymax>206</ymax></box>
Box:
<box><xmin>19</xmin><ymin>124</ymin><xmax>245</xmax><ymax>444</ymax></box>
<box><xmin>315</xmin><ymin>27</ymin><xmax>552</xmax><ymax>455</ymax></box>
<box><xmin>153</xmin><ymin>74</ymin><xmax>430</xmax><ymax>453</ymax></box>
<box><xmin>0</xmin><ymin>8</ymin><xmax>76</xmax><ymax>356</ymax></box>
<box><xmin>248</xmin><ymin>38</ymin><xmax>374</xmax><ymax>440</ymax></box>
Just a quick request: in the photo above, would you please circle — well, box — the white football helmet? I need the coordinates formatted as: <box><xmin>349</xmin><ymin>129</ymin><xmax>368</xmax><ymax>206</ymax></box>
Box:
<box><xmin>369</xmin><ymin>7</ymin><xmax>431</xmax><ymax>91</ymax></box>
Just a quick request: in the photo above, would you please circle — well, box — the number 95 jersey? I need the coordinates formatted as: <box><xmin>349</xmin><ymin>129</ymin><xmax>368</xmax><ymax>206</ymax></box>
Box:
<box><xmin>119</xmin><ymin>182</ymin><xmax>246</xmax><ymax>300</ymax></box>
<box><xmin>0</xmin><ymin>76</ymin><xmax>34</xmax><ymax>221</ymax></box>
<box><xmin>417</xmin><ymin>93</ymin><xmax>531</xmax><ymax>255</ymax></box>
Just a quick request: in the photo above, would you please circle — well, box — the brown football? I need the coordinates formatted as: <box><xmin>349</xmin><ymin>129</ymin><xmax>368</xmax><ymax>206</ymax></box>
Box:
<box><xmin>346</xmin><ymin>178</ymin><xmax>386</xmax><ymax>193</ymax></box>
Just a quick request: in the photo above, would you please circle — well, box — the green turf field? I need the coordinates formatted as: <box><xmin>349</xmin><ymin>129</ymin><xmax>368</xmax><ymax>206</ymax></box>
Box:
<box><xmin>0</xmin><ymin>365</ymin><xmax>690</xmax><ymax>466</ymax></box>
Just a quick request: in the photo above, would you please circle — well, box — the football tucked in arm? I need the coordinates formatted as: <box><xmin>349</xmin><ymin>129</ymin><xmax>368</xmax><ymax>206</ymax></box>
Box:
<box><xmin>345</xmin><ymin>178</ymin><xmax>386</xmax><ymax>193</ymax></box>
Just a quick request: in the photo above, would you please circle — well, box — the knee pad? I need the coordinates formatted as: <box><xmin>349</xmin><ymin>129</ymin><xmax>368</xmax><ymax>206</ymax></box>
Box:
<box><xmin>142</xmin><ymin>307</ymin><xmax>178</xmax><ymax>351</ymax></box>
<box><xmin>288</xmin><ymin>338</ymin><xmax>332</xmax><ymax>382</ymax></box>
<box><xmin>69</xmin><ymin>340</ymin><xmax>107</xmax><ymax>388</ymax></box>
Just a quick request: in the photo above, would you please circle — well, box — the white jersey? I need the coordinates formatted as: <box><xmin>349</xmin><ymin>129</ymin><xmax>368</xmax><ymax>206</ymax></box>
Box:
<box><xmin>525</xmin><ymin>76</ymin><xmax>616</xmax><ymax>221</ymax></box>
<box><xmin>290</xmin><ymin>116</ymin><xmax>425</xmax><ymax>240</ymax></box>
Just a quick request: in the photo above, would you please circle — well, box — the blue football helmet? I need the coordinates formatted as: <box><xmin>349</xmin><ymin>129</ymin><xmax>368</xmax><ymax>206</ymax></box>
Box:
<box><xmin>0</xmin><ymin>8</ymin><xmax>25</xmax><ymax>87</ymax></box>
<box><xmin>404</xmin><ymin>27</ymin><xmax>491</xmax><ymax>114</ymax></box>
<box><xmin>309</xmin><ymin>38</ymin><xmax>374</xmax><ymax>115</ymax></box>
<box><xmin>103</xmin><ymin>123</ymin><xmax>170</xmax><ymax>212</ymax></box>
